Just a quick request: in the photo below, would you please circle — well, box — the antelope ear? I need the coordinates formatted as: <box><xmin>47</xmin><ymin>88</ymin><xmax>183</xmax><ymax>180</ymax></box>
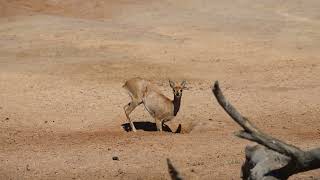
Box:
<box><xmin>181</xmin><ymin>80</ymin><xmax>187</xmax><ymax>89</ymax></box>
<box><xmin>169</xmin><ymin>80</ymin><xmax>175</xmax><ymax>88</ymax></box>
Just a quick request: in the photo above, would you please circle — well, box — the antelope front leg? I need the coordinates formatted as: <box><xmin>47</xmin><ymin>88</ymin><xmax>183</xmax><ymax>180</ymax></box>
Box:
<box><xmin>155</xmin><ymin>119</ymin><xmax>163</xmax><ymax>132</ymax></box>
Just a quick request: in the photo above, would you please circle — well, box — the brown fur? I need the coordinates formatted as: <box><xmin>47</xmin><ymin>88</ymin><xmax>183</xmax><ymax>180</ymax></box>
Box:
<box><xmin>123</xmin><ymin>77</ymin><xmax>186</xmax><ymax>132</ymax></box>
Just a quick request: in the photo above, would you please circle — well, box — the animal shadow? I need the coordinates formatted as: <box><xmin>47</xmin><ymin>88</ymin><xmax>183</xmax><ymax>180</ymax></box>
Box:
<box><xmin>121</xmin><ymin>121</ymin><xmax>181</xmax><ymax>133</ymax></box>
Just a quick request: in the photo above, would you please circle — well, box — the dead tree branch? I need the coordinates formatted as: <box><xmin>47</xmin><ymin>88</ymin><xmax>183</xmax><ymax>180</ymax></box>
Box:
<box><xmin>167</xmin><ymin>159</ymin><xmax>183</xmax><ymax>180</ymax></box>
<box><xmin>212</xmin><ymin>81</ymin><xmax>320</xmax><ymax>179</ymax></box>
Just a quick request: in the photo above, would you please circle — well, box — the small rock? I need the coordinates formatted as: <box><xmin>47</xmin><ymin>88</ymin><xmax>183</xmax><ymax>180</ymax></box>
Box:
<box><xmin>5</xmin><ymin>117</ymin><xmax>9</xmax><ymax>121</ymax></box>
<box><xmin>44</xmin><ymin>121</ymin><xmax>48</xmax><ymax>123</ymax></box>
<box><xmin>112</xmin><ymin>156</ymin><xmax>119</xmax><ymax>161</ymax></box>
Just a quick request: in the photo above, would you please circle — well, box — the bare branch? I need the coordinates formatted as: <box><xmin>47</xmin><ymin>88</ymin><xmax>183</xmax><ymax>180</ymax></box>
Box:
<box><xmin>167</xmin><ymin>159</ymin><xmax>183</xmax><ymax>180</ymax></box>
<box><xmin>211</xmin><ymin>81</ymin><xmax>258</xmax><ymax>134</ymax></box>
<box><xmin>212</xmin><ymin>81</ymin><xmax>304</xmax><ymax>159</ymax></box>
<box><xmin>211</xmin><ymin>81</ymin><xmax>320</xmax><ymax>179</ymax></box>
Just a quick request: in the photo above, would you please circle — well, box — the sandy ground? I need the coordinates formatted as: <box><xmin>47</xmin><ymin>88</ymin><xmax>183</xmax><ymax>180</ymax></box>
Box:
<box><xmin>0</xmin><ymin>0</ymin><xmax>320</xmax><ymax>179</ymax></box>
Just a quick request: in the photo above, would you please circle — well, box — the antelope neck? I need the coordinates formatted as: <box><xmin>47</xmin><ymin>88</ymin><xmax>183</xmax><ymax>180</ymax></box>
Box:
<box><xmin>173</xmin><ymin>95</ymin><xmax>182</xmax><ymax>116</ymax></box>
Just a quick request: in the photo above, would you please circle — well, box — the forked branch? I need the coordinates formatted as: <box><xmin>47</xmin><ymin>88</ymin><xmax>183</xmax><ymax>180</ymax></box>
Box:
<box><xmin>211</xmin><ymin>81</ymin><xmax>320</xmax><ymax>179</ymax></box>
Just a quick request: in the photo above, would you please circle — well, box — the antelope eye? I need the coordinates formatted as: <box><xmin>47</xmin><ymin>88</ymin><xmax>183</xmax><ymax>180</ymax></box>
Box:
<box><xmin>179</xmin><ymin>90</ymin><xmax>182</xmax><ymax>92</ymax></box>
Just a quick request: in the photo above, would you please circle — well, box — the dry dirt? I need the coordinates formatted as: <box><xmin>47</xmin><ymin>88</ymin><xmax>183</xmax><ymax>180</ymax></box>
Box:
<box><xmin>0</xmin><ymin>0</ymin><xmax>320</xmax><ymax>179</ymax></box>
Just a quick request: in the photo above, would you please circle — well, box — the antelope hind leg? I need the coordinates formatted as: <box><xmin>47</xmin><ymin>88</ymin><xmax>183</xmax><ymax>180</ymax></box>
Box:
<box><xmin>124</xmin><ymin>101</ymin><xmax>139</xmax><ymax>132</ymax></box>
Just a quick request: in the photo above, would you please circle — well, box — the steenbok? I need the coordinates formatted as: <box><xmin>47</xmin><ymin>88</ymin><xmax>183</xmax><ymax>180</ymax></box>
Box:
<box><xmin>123</xmin><ymin>77</ymin><xmax>187</xmax><ymax>132</ymax></box>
